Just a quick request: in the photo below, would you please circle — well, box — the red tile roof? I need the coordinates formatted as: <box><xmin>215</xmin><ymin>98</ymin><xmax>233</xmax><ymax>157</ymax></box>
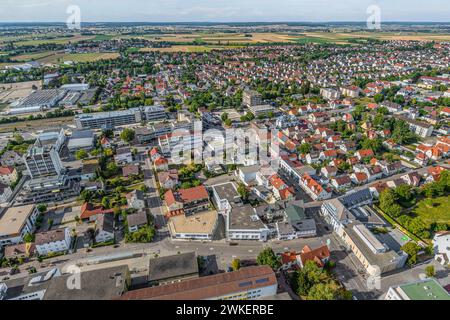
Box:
<box><xmin>299</xmin><ymin>245</ymin><xmax>330</xmax><ymax>268</ymax></box>
<box><xmin>0</xmin><ymin>166</ymin><xmax>14</xmax><ymax>175</ymax></box>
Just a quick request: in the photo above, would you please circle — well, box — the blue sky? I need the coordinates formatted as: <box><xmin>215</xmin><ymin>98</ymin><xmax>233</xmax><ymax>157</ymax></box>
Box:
<box><xmin>1</xmin><ymin>0</ymin><xmax>449</xmax><ymax>22</ymax></box>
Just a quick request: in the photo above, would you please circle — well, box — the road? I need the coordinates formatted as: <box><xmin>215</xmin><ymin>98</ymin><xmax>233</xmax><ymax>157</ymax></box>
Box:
<box><xmin>144</xmin><ymin>157</ymin><xmax>168</xmax><ymax>236</ymax></box>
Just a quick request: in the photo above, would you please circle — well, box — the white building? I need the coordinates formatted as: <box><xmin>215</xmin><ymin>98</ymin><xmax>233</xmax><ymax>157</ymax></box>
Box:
<box><xmin>35</xmin><ymin>228</ymin><xmax>71</xmax><ymax>256</ymax></box>
<box><xmin>385</xmin><ymin>279</ymin><xmax>450</xmax><ymax>300</ymax></box>
<box><xmin>433</xmin><ymin>232</ymin><xmax>450</xmax><ymax>265</ymax></box>
<box><xmin>0</xmin><ymin>205</ymin><xmax>39</xmax><ymax>247</ymax></box>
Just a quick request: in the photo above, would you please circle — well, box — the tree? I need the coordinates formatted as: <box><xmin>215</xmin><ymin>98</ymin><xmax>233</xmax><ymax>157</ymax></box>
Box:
<box><xmin>395</xmin><ymin>184</ymin><xmax>413</xmax><ymax>202</ymax></box>
<box><xmin>75</xmin><ymin>149</ymin><xmax>88</xmax><ymax>160</ymax></box>
<box><xmin>23</xmin><ymin>233</ymin><xmax>34</xmax><ymax>243</ymax></box>
<box><xmin>374</xmin><ymin>93</ymin><xmax>385</xmax><ymax>103</ymax></box>
<box><xmin>401</xmin><ymin>242</ymin><xmax>421</xmax><ymax>266</ymax></box>
<box><xmin>37</xmin><ymin>204</ymin><xmax>47</xmax><ymax>213</ymax></box>
<box><xmin>101</xmin><ymin>197</ymin><xmax>111</xmax><ymax>209</ymax></box>
<box><xmin>237</xmin><ymin>183</ymin><xmax>250</xmax><ymax>201</ymax></box>
<box><xmin>307</xmin><ymin>283</ymin><xmax>337</xmax><ymax>300</ymax></box>
<box><xmin>425</xmin><ymin>265</ymin><xmax>436</xmax><ymax>278</ymax></box>
<box><xmin>231</xmin><ymin>258</ymin><xmax>241</xmax><ymax>271</ymax></box>
<box><xmin>221</xmin><ymin>112</ymin><xmax>229</xmax><ymax>122</ymax></box>
<box><xmin>298</xmin><ymin>143</ymin><xmax>312</xmax><ymax>154</ymax></box>
<box><xmin>120</xmin><ymin>128</ymin><xmax>135</xmax><ymax>143</ymax></box>
<box><xmin>256</xmin><ymin>248</ymin><xmax>281</xmax><ymax>270</ymax></box>
<box><xmin>224</xmin><ymin>119</ymin><xmax>232</xmax><ymax>127</ymax></box>
<box><xmin>379</xmin><ymin>189</ymin><xmax>402</xmax><ymax>218</ymax></box>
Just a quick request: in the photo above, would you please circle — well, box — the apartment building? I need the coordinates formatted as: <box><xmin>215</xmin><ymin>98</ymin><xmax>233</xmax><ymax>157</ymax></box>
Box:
<box><xmin>35</xmin><ymin>228</ymin><xmax>71</xmax><ymax>256</ymax></box>
<box><xmin>0</xmin><ymin>205</ymin><xmax>39</xmax><ymax>247</ymax></box>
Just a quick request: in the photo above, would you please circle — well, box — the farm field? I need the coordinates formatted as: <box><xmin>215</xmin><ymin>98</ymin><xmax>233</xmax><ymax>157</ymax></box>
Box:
<box><xmin>11</xmin><ymin>51</ymin><xmax>60</xmax><ymax>62</ymax></box>
<box><xmin>412</xmin><ymin>196</ymin><xmax>450</xmax><ymax>228</ymax></box>
<box><xmin>12</xmin><ymin>34</ymin><xmax>94</xmax><ymax>47</ymax></box>
<box><xmin>139</xmin><ymin>45</ymin><xmax>233</xmax><ymax>53</ymax></box>
<box><xmin>32</xmin><ymin>52</ymin><xmax>120</xmax><ymax>64</ymax></box>
<box><xmin>132</xmin><ymin>31</ymin><xmax>450</xmax><ymax>45</ymax></box>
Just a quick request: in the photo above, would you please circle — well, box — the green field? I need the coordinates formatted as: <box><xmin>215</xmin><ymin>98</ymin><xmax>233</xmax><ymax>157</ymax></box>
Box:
<box><xmin>413</xmin><ymin>196</ymin><xmax>450</xmax><ymax>228</ymax></box>
<box><xmin>11</xmin><ymin>51</ymin><xmax>59</xmax><ymax>62</ymax></box>
<box><xmin>13</xmin><ymin>35</ymin><xmax>93</xmax><ymax>47</ymax></box>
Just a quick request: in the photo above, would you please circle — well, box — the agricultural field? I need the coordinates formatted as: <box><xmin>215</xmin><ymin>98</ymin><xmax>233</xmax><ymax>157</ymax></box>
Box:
<box><xmin>12</xmin><ymin>34</ymin><xmax>94</xmax><ymax>47</ymax></box>
<box><xmin>412</xmin><ymin>196</ymin><xmax>450</xmax><ymax>228</ymax></box>
<box><xmin>10</xmin><ymin>51</ymin><xmax>61</xmax><ymax>62</ymax></box>
<box><xmin>139</xmin><ymin>45</ymin><xmax>232</xmax><ymax>53</ymax></box>
<box><xmin>59</xmin><ymin>52</ymin><xmax>120</xmax><ymax>63</ymax></box>
<box><xmin>138</xmin><ymin>31</ymin><xmax>450</xmax><ymax>45</ymax></box>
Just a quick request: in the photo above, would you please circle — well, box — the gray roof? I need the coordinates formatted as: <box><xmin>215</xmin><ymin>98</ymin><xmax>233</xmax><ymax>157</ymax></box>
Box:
<box><xmin>148</xmin><ymin>252</ymin><xmax>199</xmax><ymax>283</ymax></box>
<box><xmin>213</xmin><ymin>182</ymin><xmax>240</xmax><ymax>203</ymax></box>
<box><xmin>127</xmin><ymin>211</ymin><xmax>148</xmax><ymax>228</ymax></box>
<box><xmin>229</xmin><ymin>204</ymin><xmax>267</xmax><ymax>231</ymax></box>
<box><xmin>339</xmin><ymin>188</ymin><xmax>372</xmax><ymax>208</ymax></box>
<box><xmin>96</xmin><ymin>214</ymin><xmax>114</xmax><ymax>234</ymax></box>
<box><xmin>1</xmin><ymin>268</ymin><xmax>60</xmax><ymax>300</ymax></box>
<box><xmin>43</xmin><ymin>265</ymin><xmax>129</xmax><ymax>300</ymax></box>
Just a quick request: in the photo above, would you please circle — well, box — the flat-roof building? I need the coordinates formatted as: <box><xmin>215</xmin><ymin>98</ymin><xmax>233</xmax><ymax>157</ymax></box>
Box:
<box><xmin>0</xmin><ymin>204</ymin><xmax>39</xmax><ymax>247</ymax></box>
<box><xmin>148</xmin><ymin>252</ymin><xmax>199</xmax><ymax>286</ymax></box>
<box><xmin>74</xmin><ymin>106</ymin><xmax>166</xmax><ymax>130</ymax></box>
<box><xmin>385</xmin><ymin>279</ymin><xmax>450</xmax><ymax>300</ymax></box>
<box><xmin>168</xmin><ymin>210</ymin><xmax>218</xmax><ymax>241</ymax></box>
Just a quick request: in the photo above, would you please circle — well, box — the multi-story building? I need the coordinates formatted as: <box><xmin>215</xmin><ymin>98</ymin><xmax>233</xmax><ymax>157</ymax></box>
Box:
<box><xmin>248</xmin><ymin>104</ymin><xmax>275</xmax><ymax>117</ymax></box>
<box><xmin>341</xmin><ymin>222</ymin><xmax>407</xmax><ymax>275</ymax></box>
<box><xmin>118</xmin><ymin>265</ymin><xmax>277</xmax><ymax>300</ymax></box>
<box><xmin>23</xmin><ymin>130</ymin><xmax>66</xmax><ymax>179</ymax></box>
<box><xmin>0</xmin><ymin>166</ymin><xmax>18</xmax><ymax>185</ymax></box>
<box><xmin>0</xmin><ymin>205</ymin><xmax>39</xmax><ymax>247</ymax></box>
<box><xmin>243</xmin><ymin>90</ymin><xmax>262</xmax><ymax>107</ymax></box>
<box><xmin>35</xmin><ymin>228</ymin><xmax>71</xmax><ymax>256</ymax></box>
<box><xmin>15</xmin><ymin>175</ymin><xmax>80</xmax><ymax>205</ymax></box>
<box><xmin>74</xmin><ymin>106</ymin><xmax>166</xmax><ymax>130</ymax></box>
<box><xmin>164</xmin><ymin>185</ymin><xmax>210</xmax><ymax>217</ymax></box>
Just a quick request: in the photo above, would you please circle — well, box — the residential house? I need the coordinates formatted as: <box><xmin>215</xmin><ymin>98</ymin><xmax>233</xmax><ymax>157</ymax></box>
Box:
<box><xmin>321</xmin><ymin>166</ymin><xmax>338</xmax><ymax>179</ymax></box>
<box><xmin>157</xmin><ymin>170</ymin><xmax>179</xmax><ymax>189</ymax></box>
<box><xmin>35</xmin><ymin>228</ymin><xmax>71</xmax><ymax>256</ymax></box>
<box><xmin>0</xmin><ymin>167</ymin><xmax>18</xmax><ymax>185</ymax></box>
<box><xmin>122</xmin><ymin>164</ymin><xmax>140</xmax><ymax>178</ymax></box>
<box><xmin>351</xmin><ymin>172</ymin><xmax>369</xmax><ymax>185</ymax></box>
<box><xmin>127</xmin><ymin>211</ymin><xmax>148</xmax><ymax>233</ymax></box>
<box><xmin>0</xmin><ymin>151</ymin><xmax>23</xmax><ymax>167</ymax></box>
<box><xmin>300</xmin><ymin>173</ymin><xmax>332</xmax><ymax>201</ymax></box>
<box><xmin>153</xmin><ymin>157</ymin><xmax>169</xmax><ymax>172</ymax></box>
<box><xmin>297</xmin><ymin>245</ymin><xmax>331</xmax><ymax>268</ymax></box>
<box><xmin>126</xmin><ymin>190</ymin><xmax>146</xmax><ymax>210</ymax></box>
<box><xmin>355</xmin><ymin>149</ymin><xmax>375</xmax><ymax>161</ymax></box>
<box><xmin>331</xmin><ymin>175</ymin><xmax>352</xmax><ymax>191</ymax></box>
<box><xmin>114</xmin><ymin>147</ymin><xmax>133</xmax><ymax>165</ymax></box>
<box><xmin>95</xmin><ymin>214</ymin><xmax>115</xmax><ymax>244</ymax></box>
<box><xmin>164</xmin><ymin>186</ymin><xmax>210</xmax><ymax>217</ymax></box>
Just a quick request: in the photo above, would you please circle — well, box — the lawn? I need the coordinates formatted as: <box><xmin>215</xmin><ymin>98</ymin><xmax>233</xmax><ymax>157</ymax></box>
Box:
<box><xmin>413</xmin><ymin>196</ymin><xmax>450</xmax><ymax>228</ymax></box>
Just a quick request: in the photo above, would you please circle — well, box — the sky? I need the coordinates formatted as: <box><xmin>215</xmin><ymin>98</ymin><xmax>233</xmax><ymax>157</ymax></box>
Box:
<box><xmin>0</xmin><ymin>0</ymin><xmax>449</xmax><ymax>23</ymax></box>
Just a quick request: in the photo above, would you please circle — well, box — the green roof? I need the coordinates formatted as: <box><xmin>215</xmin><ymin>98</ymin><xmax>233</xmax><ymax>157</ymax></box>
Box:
<box><xmin>399</xmin><ymin>279</ymin><xmax>450</xmax><ymax>300</ymax></box>
<box><xmin>285</xmin><ymin>205</ymin><xmax>306</xmax><ymax>223</ymax></box>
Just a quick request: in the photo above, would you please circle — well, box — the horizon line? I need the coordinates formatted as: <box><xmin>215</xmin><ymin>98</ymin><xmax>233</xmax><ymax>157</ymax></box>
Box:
<box><xmin>1</xmin><ymin>20</ymin><xmax>450</xmax><ymax>24</ymax></box>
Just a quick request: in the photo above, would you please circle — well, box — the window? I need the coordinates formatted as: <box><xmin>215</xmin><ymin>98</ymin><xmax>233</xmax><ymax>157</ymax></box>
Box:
<box><xmin>255</xmin><ymin>278</ymin><xmax>269</xmax><ymax>284</ymax></box>
<box><xmin>238</xmin><ymin>281</ymin><xmax>253</xmax><ymax>287</ymax></box>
